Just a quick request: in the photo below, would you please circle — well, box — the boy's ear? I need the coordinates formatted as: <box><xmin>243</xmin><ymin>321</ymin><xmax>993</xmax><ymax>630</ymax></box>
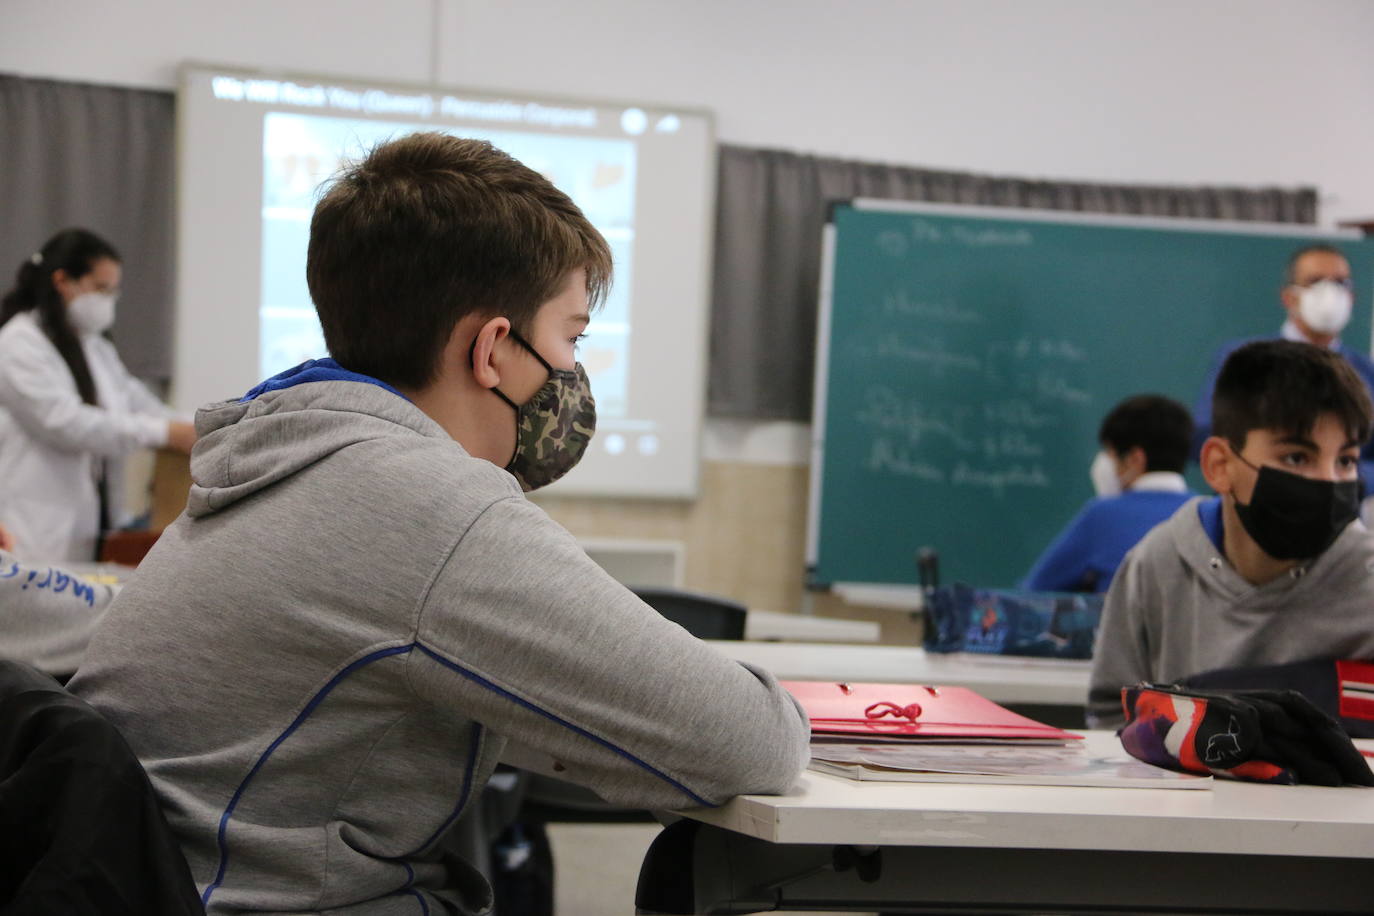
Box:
<box><xmin>467</xmin><ymin>316</ymin><xmax>512</xmax><ymax>390</ymax></box>
<box><xmin>1122</xmin><ymin>445</ymin><xmax>1148</xmax><ymax>478</ymax></box>
<box><xmin>1200</xmin><ymin>436</ymin><xmax>1235</xmax><ymax>495</ymax></box>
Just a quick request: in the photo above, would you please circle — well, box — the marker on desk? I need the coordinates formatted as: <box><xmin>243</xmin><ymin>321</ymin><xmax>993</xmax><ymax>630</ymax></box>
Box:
<box><xmin>915</xmin><ymin>547</ymin><xmax>940</xmax><ymax>636</ymax></box>
<box><xmin>916</xmin><ymin>548</ymin><xmax>940</xmax><ymax>597</ymax></box>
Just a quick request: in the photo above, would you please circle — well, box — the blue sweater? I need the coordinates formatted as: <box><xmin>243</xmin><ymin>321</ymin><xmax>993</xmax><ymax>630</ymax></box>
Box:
<box><xmin>1021</xmin><ymin>488</ymin><xmax>1194</xmax><ymax>593</ymax></box>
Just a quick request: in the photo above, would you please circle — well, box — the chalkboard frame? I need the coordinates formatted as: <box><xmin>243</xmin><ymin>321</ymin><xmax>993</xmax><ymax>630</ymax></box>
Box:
<box><xmin>806</xmin><ymin>198</ymin><xmax>1370</xmax><ymax>592</ymax></box>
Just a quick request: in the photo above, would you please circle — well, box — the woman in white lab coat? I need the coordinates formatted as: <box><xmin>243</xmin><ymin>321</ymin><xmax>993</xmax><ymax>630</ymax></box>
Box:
<box><xmin>0</xmin><ymin>228</ymin><xmax>196</xmax><ymax>562</ymax></box>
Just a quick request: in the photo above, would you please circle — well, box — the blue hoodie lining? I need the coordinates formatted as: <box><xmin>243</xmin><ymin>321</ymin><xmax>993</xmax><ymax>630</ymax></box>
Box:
<box><xmin>384</xmin><ymin>723</ymin><xmax>481</xmax><ymax>914</ymax></box>
<box><xmin>204</xmin><ymin>642</ymin><xmax>708</xmax><ymax>907</ymax></box>
<box><xmin>391</xmin><ymin>860</ymin><xmax>426</xmax><ymax>914</ymax></box>
<box><xmin>384</xmin><ymin>863</ymin><xmax>429</xmax><ymax>915</ymax></box>
<box><xmin>240</xmin><ymin>358</ymin><xmax>410</xmax><ymax>403</ymax></box>
<box><xmin>399</xmin><ymin>888</ymin><xmax>429</xmax><ymax>915</ymax></box>
<box><xmin>407</xmin><ymin>721</ymin><xmax>484</xmax><ymax>856</ymax></box>
<box><xmin>202</xmin><ymin>644</ymin><xmax>415</xmax><ymax>907</ymax></box>
<box><xmin>1197</xmin><ymin>496</ymin><xmax>1224</xmax><ymax>551</ymax></box>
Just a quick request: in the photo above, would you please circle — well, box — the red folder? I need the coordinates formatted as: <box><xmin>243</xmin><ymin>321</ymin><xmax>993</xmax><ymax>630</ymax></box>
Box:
<box><xmin>782</xmin><ymin>680</ymin><xmax>1082</xmax><ymax>741</ymax></box>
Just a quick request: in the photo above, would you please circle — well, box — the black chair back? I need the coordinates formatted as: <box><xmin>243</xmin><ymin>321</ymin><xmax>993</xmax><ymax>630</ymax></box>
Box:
<box><xmin>0</xmin><ymin>661</ymin><xmax>203</xmax><ymax>913</ymax></box>
<box><xmin>631</xmin><ymin>587</ymin><xmax>747</xmax><ymax>640</ymax></box>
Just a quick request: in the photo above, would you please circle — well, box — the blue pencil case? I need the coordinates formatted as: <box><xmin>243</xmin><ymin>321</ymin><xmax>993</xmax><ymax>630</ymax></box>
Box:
<box><xmin>922</xmin><ymin>583</ymin><xmax>1103</xmax><ymax>660</ymax></box>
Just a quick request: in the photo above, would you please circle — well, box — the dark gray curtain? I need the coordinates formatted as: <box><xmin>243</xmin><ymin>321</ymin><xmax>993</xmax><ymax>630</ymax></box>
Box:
<box><xmin>709</xmin><ymin>144</ymin><xmax>1319</xmax><ymax>421</ymax></box>
<box><xmin>0</xmin><ymin>74</ymin><xmax>175</xmax><ymax>383</ymax></box>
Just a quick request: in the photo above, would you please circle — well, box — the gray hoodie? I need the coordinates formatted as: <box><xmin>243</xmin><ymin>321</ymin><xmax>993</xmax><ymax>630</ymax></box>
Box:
<box><xmin>1088</xmin><ymin>497</ymin><xmax>1374</xmax><ymax>728</ymax></box>
<box><xmin>0</xmin><ymin>548</ymin><xmax>117</xmax><ymax>675</ymax></box>
<box><xmin>71</xmin><ymin>379</ymin><xmax>810</xmax><ymax>915</ymax></box>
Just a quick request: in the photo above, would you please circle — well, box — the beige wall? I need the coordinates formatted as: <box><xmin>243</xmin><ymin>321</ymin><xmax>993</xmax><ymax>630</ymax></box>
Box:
<box><xmin>534</xmin><ymin>462</ymin><xmax>807</xmax><ymax>614</ymax></box>
<box><xmin>533</xmin><ymin>461</ymin><xmax>921</xmax><ymax>645</ymax></box>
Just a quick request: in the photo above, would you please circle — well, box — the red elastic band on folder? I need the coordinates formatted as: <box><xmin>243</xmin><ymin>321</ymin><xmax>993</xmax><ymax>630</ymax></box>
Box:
<box><xmin>864</xmin><ymin>701</ymin><xmax>923</xmax><ymax>722</ymax></box>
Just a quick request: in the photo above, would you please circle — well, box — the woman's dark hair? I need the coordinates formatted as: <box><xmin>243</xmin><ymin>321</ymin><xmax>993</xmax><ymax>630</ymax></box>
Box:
<box><xmin>0</xmin><ymin>228</ymin><xmax>121</xmax><ymax>405</ymax></box>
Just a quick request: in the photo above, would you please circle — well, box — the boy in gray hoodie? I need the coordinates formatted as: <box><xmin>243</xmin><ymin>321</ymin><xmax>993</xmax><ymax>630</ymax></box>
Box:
<box><xmin>1089</xmin><ymin>340</ymin><xmax>1374</xmax><ymax>728</ymax></box>
<box><xmin>70</xmin><ymin>133</ymin><xmax>810</xmax><ymax>915</ymax></box>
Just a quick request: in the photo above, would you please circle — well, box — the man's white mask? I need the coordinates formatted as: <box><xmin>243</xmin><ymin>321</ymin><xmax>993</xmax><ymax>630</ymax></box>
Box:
<box><xmin>1297</xmin><ymin>280</ymin><xmax>1353</xmax><ymax>337</ymax></box>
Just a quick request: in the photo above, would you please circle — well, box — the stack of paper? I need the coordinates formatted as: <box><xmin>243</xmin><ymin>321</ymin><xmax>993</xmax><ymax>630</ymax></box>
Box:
<box><xmin>782</xmin><ymin>681</ymin><xmax>1210</xmax><ymax>790</ymax></box>
<box><xmin>808</xmin><ymin>742</ymin><xmax>1210</xmax><ymax>789</ymax></box>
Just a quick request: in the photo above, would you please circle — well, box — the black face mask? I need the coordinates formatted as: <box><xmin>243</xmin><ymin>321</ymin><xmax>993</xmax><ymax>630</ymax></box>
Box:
<box><xmin>1232</xmin><ymin>456</ymin><xmax>1361</xmax><ymax>560</ymax></box>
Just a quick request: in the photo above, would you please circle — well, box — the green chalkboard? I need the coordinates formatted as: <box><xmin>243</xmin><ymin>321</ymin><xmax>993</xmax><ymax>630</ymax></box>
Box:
<box><xmin>808</xmin><ymin>201</ymin><xmax>1374</xmax><ymax>589</ymax></box>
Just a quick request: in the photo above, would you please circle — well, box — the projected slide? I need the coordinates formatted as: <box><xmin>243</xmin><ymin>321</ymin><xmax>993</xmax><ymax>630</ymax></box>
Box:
<box><xmin>260</xmin><ymin>114</ymin><xmax>635</xmax><ymax>418</ymax></box>
<box><xmin>177</xmin><ymin>67</ymin><xmax>714</xmax><ymax>498</ymax></box>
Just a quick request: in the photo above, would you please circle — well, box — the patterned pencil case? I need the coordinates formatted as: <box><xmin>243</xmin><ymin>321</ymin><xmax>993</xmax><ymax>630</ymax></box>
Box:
<box><xmin>922</xmin><ymin>583</ymin><xmax>1102</xmax><ymax>659</ymax></box>
<box><xmin>1119</xmin><ymin>683</ymin><xmax>1374</xmax><ymax>787</ymax></box>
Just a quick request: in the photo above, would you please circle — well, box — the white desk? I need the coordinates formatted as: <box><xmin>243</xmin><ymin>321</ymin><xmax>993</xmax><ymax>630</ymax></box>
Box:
<box><xmin>742</xmin><ymin>611</ymin><xmax>881</xmax><ymax>644</ymax></box>
<box><xmin>637</xmin><ymin>732</ymin><xmax>1374</xmax><ymax>914</ymax></box>
<box><xmin>711</xmin><ymin>641</ymin><xmax>1089</xmax><ymax>707</ymax></box>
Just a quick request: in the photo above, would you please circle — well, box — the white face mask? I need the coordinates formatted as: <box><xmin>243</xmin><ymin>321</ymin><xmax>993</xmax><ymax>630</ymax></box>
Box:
<box><xmin>1297</xmin><ymin>280</ymin><xmax>1353</xmax><ymax>337</ymax></box>
<box><xmin>67</xmin><ymin>291</ymin><xmax>117</xmax><ymax>335</ymax></box>
<box><xmin>1090</xmin><ymin>449</ymin><xmax>1122</xmax><ymax>498</ymax></box>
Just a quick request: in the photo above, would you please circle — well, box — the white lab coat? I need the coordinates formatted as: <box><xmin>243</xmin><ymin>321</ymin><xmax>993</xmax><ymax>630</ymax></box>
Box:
<box><xmin>0</xmin><ymin>310</ymin><xmax>173</xmax><ymax>562</ymax></box>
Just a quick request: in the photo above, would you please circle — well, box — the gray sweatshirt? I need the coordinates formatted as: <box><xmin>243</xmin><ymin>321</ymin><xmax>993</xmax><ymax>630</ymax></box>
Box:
<box><xmin>70</xmin><ymin>379</ymin><xmax>810</xmax><ymax>915</ymax></box>
<box><xmin>1088</xmin><ymin>497</ymin><xmax>1374</xmax><ymax>728</ymax></box>
<box><xmin>0</xmin><ymin>549</ymin><xmax>117</xmax><ymax>675</ymax></box>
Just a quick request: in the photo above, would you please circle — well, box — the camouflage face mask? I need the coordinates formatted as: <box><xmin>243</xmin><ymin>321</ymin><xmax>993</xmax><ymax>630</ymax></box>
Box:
<box><xmin>490</xmin><ymin>331</ymin><xmax>596</xmax><ymax>492</ymax></box>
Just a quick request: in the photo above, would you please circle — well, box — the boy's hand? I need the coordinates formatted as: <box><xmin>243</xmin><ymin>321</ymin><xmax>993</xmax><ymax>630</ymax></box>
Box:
<box><xmin>0</xmin><ymin>522</ymin><xmax>14</xmax><ymax>553</ymax></box>
<box><xmin>167</xmin><ymin>420</ymin><xmax>198</xmax><ymax>455</ymax></box>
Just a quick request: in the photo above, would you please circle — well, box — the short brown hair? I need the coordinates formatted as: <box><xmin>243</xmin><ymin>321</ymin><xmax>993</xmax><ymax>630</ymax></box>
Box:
<box><xmin>307</xmin><ymin>132</ymin><xmax>612</xmax><ymax>389</ymax></box>
<box><xmin>1213</xmin><ymin>340</ymin><xmax>1373</xmax><ymax>451</ymax></box>
<box><xmin>1284</xmin><ymin>244</ymin><xmax>1346</xmax><ymax>285</ymax></box>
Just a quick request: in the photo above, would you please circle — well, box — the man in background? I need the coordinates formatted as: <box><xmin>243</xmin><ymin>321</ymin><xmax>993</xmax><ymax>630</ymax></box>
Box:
<box><xmin>1193</xmin><ymin>245</ymin><xmax>1374</xmax><ymax>479</ymax></box>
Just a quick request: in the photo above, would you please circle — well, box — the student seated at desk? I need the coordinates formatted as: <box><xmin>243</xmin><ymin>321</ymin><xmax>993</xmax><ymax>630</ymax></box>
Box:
<box><xmin>0</xmin><ymin>521</ymin><xmax>118</xmax><ymax>681</ymax></box>
<box><xmin>69</xmin><ymin>133</ymin><xmax>809</xmax><ymax>915</ymax></box>
<box><xmin>1021</xmin><ymin>394</ymin><xmax>1193</xmax><ymax>593</ymax></box>
<box><xmin>1089</xmin><ymin>341</ymin><xmax>1374</xmax><ymax>729</ymax></box>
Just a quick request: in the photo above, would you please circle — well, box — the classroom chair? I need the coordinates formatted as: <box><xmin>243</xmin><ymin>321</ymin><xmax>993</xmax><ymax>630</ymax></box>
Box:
<box><xmin>628</xmin><ymin>586</ymin><xmax>748</xmax><ymax>641</ymax></box>
<box><xmin>0</xmin><ymin>660</ymin><xmax>202</xmax><ymax>913</ymax></box>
